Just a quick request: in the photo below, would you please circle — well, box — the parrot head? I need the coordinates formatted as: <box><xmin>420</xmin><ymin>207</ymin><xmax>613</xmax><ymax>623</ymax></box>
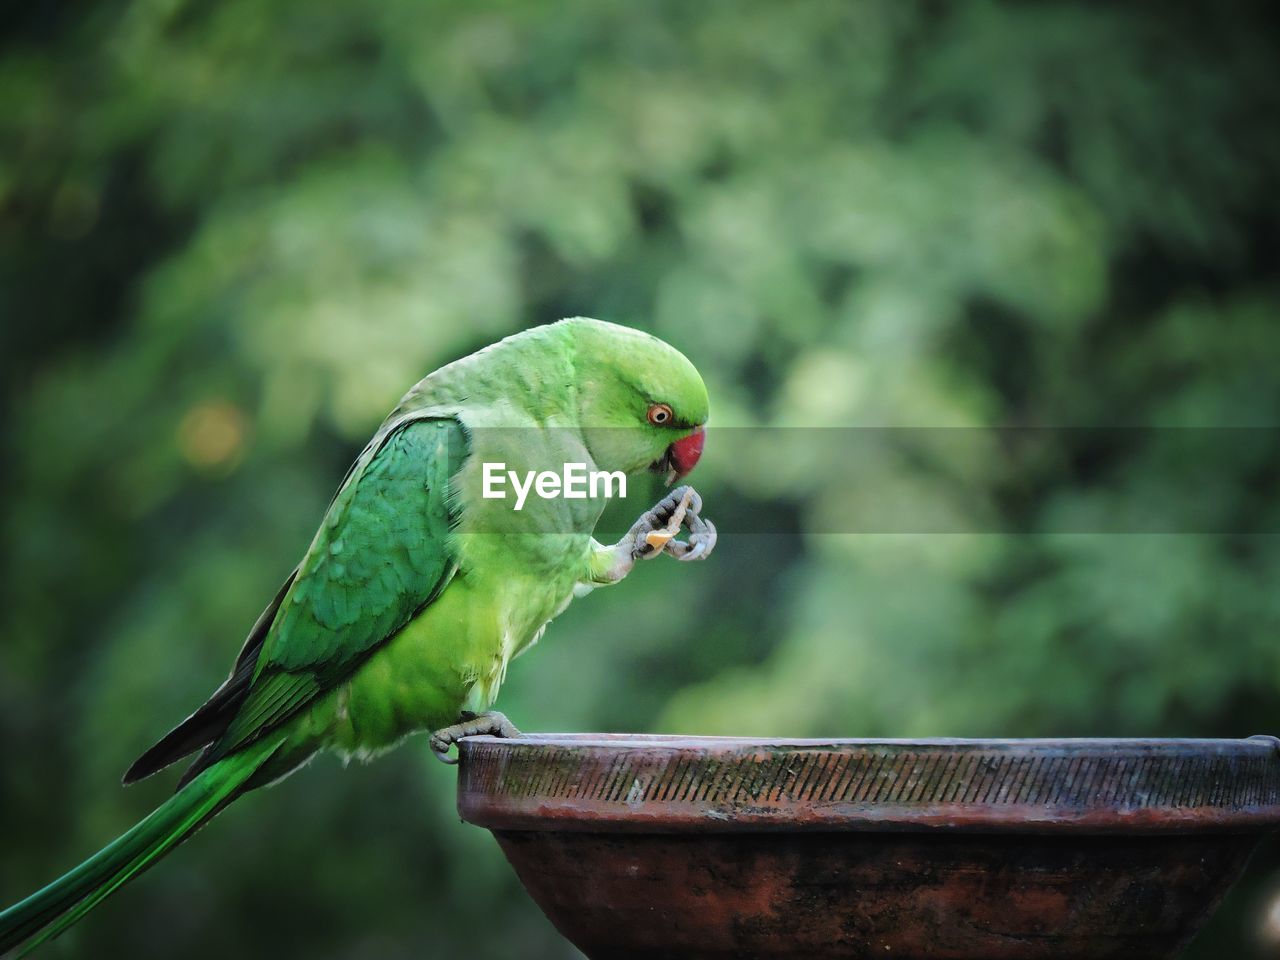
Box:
<box><xmin>561</xmin><ymin>318</ymin><xmax>709</xmax><ymax>484</ymax></box>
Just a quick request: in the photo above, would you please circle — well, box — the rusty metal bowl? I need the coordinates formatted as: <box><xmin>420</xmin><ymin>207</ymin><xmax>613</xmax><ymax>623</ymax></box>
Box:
<box><xmin>457</xmin><ymin>735</ymin><xmax>1280</xmax><ymax>960</ymax></box>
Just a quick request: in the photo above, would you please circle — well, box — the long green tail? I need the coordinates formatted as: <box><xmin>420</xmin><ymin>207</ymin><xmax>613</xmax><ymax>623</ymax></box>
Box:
<box><xmin>0</xmin><ymin>735</ymin><xmax>286</xmax><ymax>957</ymax></box>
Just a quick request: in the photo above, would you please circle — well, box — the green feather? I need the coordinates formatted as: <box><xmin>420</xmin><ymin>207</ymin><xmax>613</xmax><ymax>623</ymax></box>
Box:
<box><xmin>205</xmin><ymin>417</ymin><xmax>467</xmax><ymax>763</ymax></box>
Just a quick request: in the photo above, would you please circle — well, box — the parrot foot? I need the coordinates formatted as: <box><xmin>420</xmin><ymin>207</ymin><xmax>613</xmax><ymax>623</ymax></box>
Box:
<box><xmin>430</xmin><ymin>710</ymin><xmax>520</xmax><ymax>765</ymax></box>
<box><xmin>592</xmin><ymin>485</ymin><xmax>717</xmax><ymax>583</ymax></box>
<box><xmin>630</xmin><ymin>485</ymin><xmax>717</xmax><ymax>561</ymax></box>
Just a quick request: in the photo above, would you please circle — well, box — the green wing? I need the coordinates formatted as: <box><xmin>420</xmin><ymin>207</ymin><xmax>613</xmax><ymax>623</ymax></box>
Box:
<box><xmin>126</xmin><ymin>416</ymin><xmax>468</xmax><ymax>786</ymax></box>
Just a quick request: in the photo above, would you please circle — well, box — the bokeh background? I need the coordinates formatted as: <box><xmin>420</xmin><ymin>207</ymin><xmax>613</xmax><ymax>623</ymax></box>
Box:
<box><xmin>4</xmin><ymin>1</ymin><xmax>1280</xmax><ymax>957</ymax></box>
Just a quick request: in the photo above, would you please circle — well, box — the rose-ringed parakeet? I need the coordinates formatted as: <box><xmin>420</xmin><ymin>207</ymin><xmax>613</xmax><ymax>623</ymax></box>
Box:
<box><xmin>0</xmin><ymin>317</ymin><xmax>715</xmax><ymax>955</ymax></box>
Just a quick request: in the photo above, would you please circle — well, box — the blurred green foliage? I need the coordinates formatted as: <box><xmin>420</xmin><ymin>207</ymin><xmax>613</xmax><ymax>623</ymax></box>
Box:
<box><xmin>3</xmin><ymin>2</ymin><xmax>1280</xmax><ymax>957</ymax></box>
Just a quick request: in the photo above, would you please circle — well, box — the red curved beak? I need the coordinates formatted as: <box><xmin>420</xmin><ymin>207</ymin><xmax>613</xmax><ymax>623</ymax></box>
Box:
<box><xmin>667</xmin><ymin>427</ymin><xmax>705</xmax><ymax>483</ymax></box>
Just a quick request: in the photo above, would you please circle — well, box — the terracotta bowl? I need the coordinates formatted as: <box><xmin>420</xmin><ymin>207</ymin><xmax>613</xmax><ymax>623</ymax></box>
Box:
<box><xmin>457</xmin><ymin>734</ymin><xmax>1280</xmax><ymax>960</ymax></box>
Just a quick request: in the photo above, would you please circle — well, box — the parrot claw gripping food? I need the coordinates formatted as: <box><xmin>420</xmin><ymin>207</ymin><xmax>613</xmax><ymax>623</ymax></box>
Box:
<box><xmin>588</xmin><ymin>484</ymin><xmax>718</xmax><ymax>588</ymax></box>
<box><xmin>429</xmin><ymin>711</ymin><xmax>521</xmax><ymax>765</ymax></box>
<box><xmin>641</xmin><ymin>485</ymin><xmax>717</xmax><ymax>561</ymax></box>
<box><xmin>0</xmin><ymin>318</ymin><xmax>716</xmax><ymax>955</ymax></box>
<box><xmin>641</xmin><ymin>485</ymin><xmax>697</xmax><ymax>554</ymax></box>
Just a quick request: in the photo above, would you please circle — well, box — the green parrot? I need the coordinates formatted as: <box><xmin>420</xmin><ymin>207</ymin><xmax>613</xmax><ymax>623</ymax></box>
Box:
<box><xmin>0</xmin><ymin>317</ymin><xmax>715</xmax><ymax>955</ymax></box>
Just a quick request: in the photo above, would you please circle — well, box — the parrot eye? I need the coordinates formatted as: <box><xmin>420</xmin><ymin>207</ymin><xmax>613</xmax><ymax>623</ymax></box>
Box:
<box><xmin>647</xmin><ymin>403</ymin><xmax>674</xmax><ymax>426</ymax></box>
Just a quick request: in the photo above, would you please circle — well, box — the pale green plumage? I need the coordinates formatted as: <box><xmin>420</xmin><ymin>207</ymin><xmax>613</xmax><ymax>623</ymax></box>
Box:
<box><xmin>1</xmin><ymin>318</ymin><xmax>709</xmax><ymax>954</ymax></box>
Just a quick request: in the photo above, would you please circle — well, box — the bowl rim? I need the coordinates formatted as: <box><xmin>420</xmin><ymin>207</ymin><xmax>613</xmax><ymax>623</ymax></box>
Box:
<box><xmin>456</xmin><ymin>733</ymin><xmax>1280</xmax><ymax>835</ymax></box>
<box><xmin>466</xmin><ymin>732</ymin><xmax>1280</xmax><ymax>749</ymax></box>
